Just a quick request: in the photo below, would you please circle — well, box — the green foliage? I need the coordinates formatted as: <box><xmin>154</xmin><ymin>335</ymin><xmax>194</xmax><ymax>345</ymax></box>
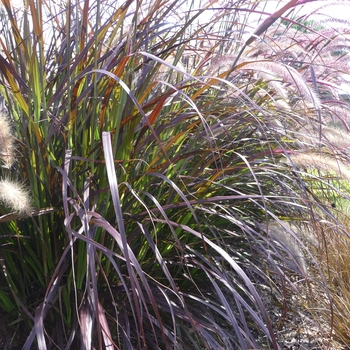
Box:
<box><xmin>0</xmin><ymin>0</ymin><xmax>350</xmax><ymax>349</ymax></box>
<box><xmin>281</xmin><ymin>18</ymin><xmax>324</xmax><ymax>33</ymax></box>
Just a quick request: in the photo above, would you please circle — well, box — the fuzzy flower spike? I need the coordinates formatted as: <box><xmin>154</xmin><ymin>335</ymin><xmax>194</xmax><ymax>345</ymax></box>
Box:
<box><xmin>0</xmin><ymin>179</ymin><xmax>32</xmax><ymax>216</ymax></box>
<box><xmin>0</xmin><ymin>111</ymin><xmax>15</xmax><ymax>168</ymax></box>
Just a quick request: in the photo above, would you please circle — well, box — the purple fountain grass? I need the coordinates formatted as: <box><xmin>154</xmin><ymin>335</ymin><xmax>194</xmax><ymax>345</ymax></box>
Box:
<box><xmin>0</xmin><ymin>0</ymin><xmax>350</xmax><ymax>349</ymax></box>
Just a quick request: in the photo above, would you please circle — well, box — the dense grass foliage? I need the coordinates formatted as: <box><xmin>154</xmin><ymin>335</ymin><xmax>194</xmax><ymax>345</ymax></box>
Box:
<box><xmin>0</xmin><ymin>0</ymin><xmax>350</xmax><ymax>348</ymax></box>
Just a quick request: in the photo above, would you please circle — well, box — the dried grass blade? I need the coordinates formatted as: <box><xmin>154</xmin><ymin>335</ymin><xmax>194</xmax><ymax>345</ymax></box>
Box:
<box><xmin>0</xmin><ymin>56</ymin><xmax>29</xmax><ymax>115</ymax></box>
<box><xmin>28</xmin><ymin>0</ymin><xmax>43</xmax><ymax>39</ymax></box>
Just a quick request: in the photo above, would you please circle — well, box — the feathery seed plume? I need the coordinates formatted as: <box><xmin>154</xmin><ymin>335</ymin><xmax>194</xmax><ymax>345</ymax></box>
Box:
<box><xmin>208</xmin><ymin>56</ymin><xmax>320</xmax><ymax>107</ymax></box>
<box><xmin>0</xmin><ymin>112</ymin><xmax>15</xmax><ymax>168</ymax></box>
<box><xmin>289</xmin><ymin>153</ymin><xmax>350</xmax><ymax>181</ymax></box>
<box><xmin>298</xmin><ymin>125</ymin><xmax>350</xmax><ymax>150</ymax></box>
<box><xmin>0</xmin><ymin>179</ymin><xmax>32</xmax><ymax>216</ymax></box>
<box><xmin>267</xmin><ymin>222</ymin><xmax>308</xmax><ymax>273</ymax></box>
<box><xmin>242</xmin><ymin>61</ymin><xmax>321</xmax><ymax>108</ymax></box>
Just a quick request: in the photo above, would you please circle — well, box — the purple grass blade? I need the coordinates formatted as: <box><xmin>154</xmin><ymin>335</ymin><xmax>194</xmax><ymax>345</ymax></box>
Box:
<box><xmin>34</xmin><ymin>304</ymin><xmax>47</xmax><ymax>350</ymax></box>
<box><xmin>90</xmin><ymin>211</ymin><xmax>168</xmax><ymax>347</ymax></box>
<box><xmin>102</xmin><ymin>132</ymin><xmax>148</xmax><ymax>348</ymax></box>
<box><xmin>246</xmin><ymin>0</ymin><xmax>300</xmax><ymax>46</ymax></box>
<box><xmin>97</xmin><ymin>301</ymin><xmax>115</xmax><ymax>349</ymax></box>
<box><xmin>156</xmin><ymin>218</ymin><xmax>281</xmax><ymax>349</ymax></box>
<box><xmin>80</xmin><ymin>301</ymin><xmax>93</xmax><ymax>350</ymax></box>
<box><xmin>185</xmin><ymin>245</ymin><xmax>273</xmax><ymax>346</ymax></box>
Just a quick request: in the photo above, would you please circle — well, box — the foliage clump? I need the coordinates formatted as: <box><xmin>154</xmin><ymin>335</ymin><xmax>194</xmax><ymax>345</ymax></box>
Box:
<box><xmin>0</xmin><ymin>0</ymin><xmax>350</xmax><ymax>349</ymax></box>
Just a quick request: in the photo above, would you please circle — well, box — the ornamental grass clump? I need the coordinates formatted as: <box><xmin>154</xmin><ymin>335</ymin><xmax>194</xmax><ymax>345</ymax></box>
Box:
<box><xmin>0</xmin><ymin>0</ymin><xmax>350</xmax><ymax>349</ymax></box>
